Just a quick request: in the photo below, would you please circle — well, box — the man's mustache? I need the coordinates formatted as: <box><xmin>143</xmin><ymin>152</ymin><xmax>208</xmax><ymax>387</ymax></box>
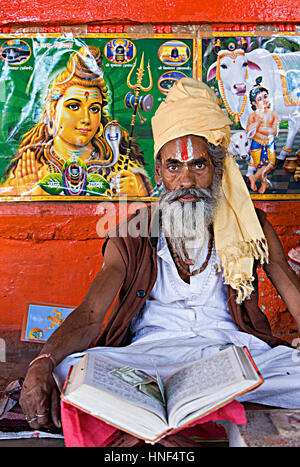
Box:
<box><xmin>161</xmin><ymin>187</ymin><xmax>214</xmax><ymax>204</ymax></box>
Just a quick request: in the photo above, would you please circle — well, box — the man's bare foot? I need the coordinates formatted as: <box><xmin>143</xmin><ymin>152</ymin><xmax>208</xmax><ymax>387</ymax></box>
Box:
<box><xmin>258</xmin><ymin>180</ymin><xmax>269</xmax><ymax>194</ymax></box>
<box><xmin>248</xmin><ymin>175</ymin><xmax>257</xmax><ymax>191</ymax></box>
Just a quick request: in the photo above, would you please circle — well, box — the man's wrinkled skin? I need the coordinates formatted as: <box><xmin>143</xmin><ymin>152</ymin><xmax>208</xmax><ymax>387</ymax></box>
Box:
<box><xmin>20</xmin><ymin>358</ymin><xmax>61</xmax><ymax>429</ymax></box>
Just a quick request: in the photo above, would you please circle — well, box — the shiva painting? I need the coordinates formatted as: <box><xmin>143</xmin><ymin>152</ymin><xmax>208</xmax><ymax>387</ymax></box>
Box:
<box><xmin>200</xmin><ymin>33</ymin><xmax>300</xmax><ymax>198</ymax></box>
<box><xmin>0</xmin><ymin>35</ymin><xmax>195</xmax><ymax>199</ymax></box>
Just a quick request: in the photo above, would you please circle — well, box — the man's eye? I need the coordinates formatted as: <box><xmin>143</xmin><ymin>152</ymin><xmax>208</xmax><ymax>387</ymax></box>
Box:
<box><xmin>168</xmin><ymin>165</ymin><xmax>178</xmax><ymax>171</ymax></box>
<box><xmin>195</xmin><ymin>163</ymin><xmax>204</xmax><ymax>169</ymax></box>
<box><xmin>90</xmin><ymin>106</ymin><xmax>100</xmax><ymax>114</ymax></box>
<box><xmin>66</xmin><ymin>103</ymin><xmax>80</xmax><ymax>111</ymax></box>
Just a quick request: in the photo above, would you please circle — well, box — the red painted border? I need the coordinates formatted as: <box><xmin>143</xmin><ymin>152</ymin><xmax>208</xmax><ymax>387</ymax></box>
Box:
<box><xmin>0</xmin><ymin>0</ymin><xmax>299</xmax><ymax>27</ymax></box>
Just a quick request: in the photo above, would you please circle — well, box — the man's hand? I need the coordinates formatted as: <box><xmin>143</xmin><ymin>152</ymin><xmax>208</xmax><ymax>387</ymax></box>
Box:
<box><xmin>19</xmin><ymin>358</ymin><xmax>61</xmax><ymax>430</ymax></box>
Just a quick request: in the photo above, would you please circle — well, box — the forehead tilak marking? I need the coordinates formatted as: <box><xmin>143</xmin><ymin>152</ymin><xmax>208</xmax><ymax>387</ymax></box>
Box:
<box><xmin>181</xmin><ymin>137</ymin><xmax>188</xmax><ymax>161</ymax></box>
<box><xmin>67</xmin><ymin>88</ymin><xmax>100</xmax><ymax>100</ymax></box>
<box><xmin>186</xmin><ymin>136</ymin><xmax>194</xmax><ymax>162</ymax></box>
<box><xmin>175</xmin><ymin>139</ymin><xmax>182</xmax><ymax>160</ymax></box>
<box><xmin>175</xmin><ymin>136</ymin><xmax>194</xmax><ymax>162</ymax></box>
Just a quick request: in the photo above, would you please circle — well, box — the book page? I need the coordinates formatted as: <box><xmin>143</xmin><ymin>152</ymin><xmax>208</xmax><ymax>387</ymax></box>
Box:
<box><xmin>165</xmin><ymin>347</ymin><xmax>243</xmax><ymax>418</ymax></box>
<box><xmin>83</xmin><ymin>354</ymin><xmax>167</xmax><ymax>422</ymax></box>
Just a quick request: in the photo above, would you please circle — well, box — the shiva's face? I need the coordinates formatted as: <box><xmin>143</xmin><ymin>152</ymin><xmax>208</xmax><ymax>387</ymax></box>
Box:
<box><xmin>54</xmin><ymin>86</ymin><xmax>102</xmax><ymax>147</ymax></box>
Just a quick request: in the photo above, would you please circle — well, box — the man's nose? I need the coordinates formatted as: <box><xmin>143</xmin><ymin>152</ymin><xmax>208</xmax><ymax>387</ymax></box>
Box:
<box><xmin>180</xmin><ymin>166</ymin><xmax>196</xmax><ymax>188</ymax></box>
<box><xmin>81</xmin><ymin>107</ymin><xmax>90</xmax><ymax>124</ymax></box>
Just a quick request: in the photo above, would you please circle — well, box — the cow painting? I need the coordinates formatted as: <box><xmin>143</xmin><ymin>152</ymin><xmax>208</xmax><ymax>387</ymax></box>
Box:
<box><xmin>207</xmin><ymin>48</ymin><xmax>300</xmax><ymax>161</ymax></box>
<box><xmin>228</xmin><ymin>130</ymin><xmax>252</xmax><ymax>161</ymax></box>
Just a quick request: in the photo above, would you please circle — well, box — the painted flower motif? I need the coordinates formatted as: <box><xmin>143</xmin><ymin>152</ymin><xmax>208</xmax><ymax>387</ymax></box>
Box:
<box><xmin>51</xmin><ymin>90</ymin><xmax>61</xmax><ymax>101</ymax></box>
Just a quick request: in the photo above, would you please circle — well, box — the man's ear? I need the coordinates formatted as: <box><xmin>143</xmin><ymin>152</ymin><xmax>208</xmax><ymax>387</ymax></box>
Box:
<box><xmin>154</xmin><ymin>162</ymin><xmax>162</xmax><ymax>186</ymax></box>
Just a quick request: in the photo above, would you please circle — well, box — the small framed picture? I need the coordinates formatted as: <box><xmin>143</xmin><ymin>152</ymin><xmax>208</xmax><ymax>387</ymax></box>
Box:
<box><xmin>21</xmin><ymin>302</ymin><xmax>75</xmax><ymax>343</ymax></box>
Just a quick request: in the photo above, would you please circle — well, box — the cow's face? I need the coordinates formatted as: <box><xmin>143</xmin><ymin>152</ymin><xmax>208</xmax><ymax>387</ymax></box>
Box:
<box><xmin>228</xmin><ymin>131</ymin><xmax>251</xmax><ymax>160</ymax></box>
<box><xmin>218</xmin><ymin>51</ymin><xmax>248</xmax><ymax>95</ymax></box>
<box><xmin>207</xmin><ymin>49</ymin><xmax>263</xmax><ymax>100</ymax></box>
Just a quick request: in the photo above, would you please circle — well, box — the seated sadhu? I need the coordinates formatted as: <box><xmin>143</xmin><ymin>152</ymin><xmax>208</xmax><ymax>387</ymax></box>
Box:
<box><xmin>1</xmin><ymin>46</ymin><xmax>152</xmax><ymax>198</ymax></box>
<box><xmin>19</xmin><ymin>79</ymin><xmax>300</xmax><ymax>446</ymax></box>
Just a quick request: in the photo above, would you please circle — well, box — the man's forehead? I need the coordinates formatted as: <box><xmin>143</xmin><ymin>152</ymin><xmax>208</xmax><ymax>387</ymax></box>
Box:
<box><xmin>161</xmin><ymin>135</ymin><xmax>209</xmax><ymax>162</ymax></box>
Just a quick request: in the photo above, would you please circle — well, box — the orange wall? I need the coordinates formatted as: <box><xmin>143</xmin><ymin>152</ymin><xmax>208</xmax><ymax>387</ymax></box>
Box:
<box><xmin>0</xmin><ymin>201</ymin><xmax>299</xmax><ymax>343</ymax></box>
<box><xmin>0</xmin><ymin>1</ymin><xmax>299</xmax><ymax>343</ymax></box>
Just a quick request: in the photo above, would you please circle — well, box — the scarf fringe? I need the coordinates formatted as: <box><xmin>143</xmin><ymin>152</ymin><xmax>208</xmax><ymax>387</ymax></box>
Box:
<box><xmin>216</xmin><ymin>238</ymin><xmax>269</xmax><ymax>304</ymax></box>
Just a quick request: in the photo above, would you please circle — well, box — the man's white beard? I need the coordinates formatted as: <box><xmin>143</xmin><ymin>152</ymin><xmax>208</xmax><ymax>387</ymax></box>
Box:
<box><xmin>159</xmin><ymin>187</ymin><xmax>218</xmax><ymax>264</ymax></box>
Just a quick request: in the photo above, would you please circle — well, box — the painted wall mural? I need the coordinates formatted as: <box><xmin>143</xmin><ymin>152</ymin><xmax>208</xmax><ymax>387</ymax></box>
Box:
<box><xmin>200</xmin><ymin>33</ymin><xmax>300</xmax><ymax>198</ymax></box>
<box><xmin>0</xmin><ymin>32</ymin><xmax>299</xmax><ymax>200</ymax></box>
<box><xmin>0</xmin><ymin>34</ymin><xmax>195</xmax><ymax>199</ymax></box>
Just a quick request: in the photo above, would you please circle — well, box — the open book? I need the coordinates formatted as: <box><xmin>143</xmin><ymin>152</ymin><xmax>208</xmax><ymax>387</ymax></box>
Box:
<box><xmin>61</xmin><ymin>346</ymin><xmax>263</xmax><ymax>443</ymax></box>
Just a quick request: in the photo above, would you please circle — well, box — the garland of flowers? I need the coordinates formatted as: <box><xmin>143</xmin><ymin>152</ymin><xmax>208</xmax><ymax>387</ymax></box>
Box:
<box><xmin>218</xmin><ymin>79</ymin><xmax>247</xmax><ymax>124</ymax></box>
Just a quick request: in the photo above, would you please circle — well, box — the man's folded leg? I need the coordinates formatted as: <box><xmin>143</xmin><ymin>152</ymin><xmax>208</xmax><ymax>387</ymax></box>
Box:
<box><xmin>61</xmin><ymin>399</ymin><xmax>245</xmax><ymax>447</ymax></box>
